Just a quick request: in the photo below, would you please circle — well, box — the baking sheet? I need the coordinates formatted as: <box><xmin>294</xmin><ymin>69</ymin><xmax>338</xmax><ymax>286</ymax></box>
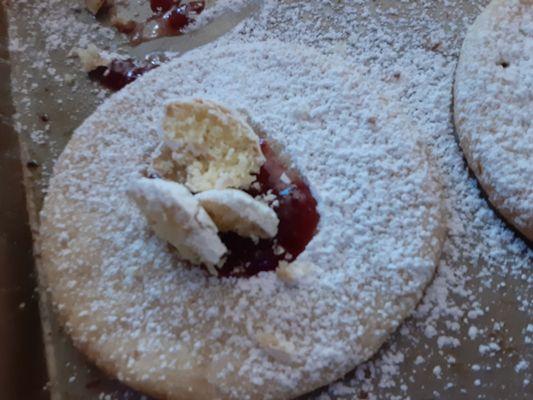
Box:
<box><xmin>4</xmin><ymin>1</ymin><xmax>532</xmax><ymax>399</ymax></box>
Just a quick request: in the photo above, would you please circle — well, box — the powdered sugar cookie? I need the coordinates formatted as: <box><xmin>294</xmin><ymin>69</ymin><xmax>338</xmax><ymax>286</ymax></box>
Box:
<box><xmin>40</xmin><ymin>41</ymin><xmax>445</xmax><ymax>399</ymax></box>
<box><xmin>454</xmin><ymin>0</ymin><xmax>533</xmax><ymax>240</ymax></box>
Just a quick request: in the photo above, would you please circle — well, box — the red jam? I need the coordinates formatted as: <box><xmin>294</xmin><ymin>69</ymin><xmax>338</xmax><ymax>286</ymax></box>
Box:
<box><xmin>150</xmin><ymin>0</ymin><xmax>205</xmax><ymax>14</ymax></box>
<box><xmin>163</xmin><ymin>5</ymin><xmax>191</xmax><ymax>31</ymax></box>
<box><xmin>89</xmin><ymin>59</ymin><xmax>159</xmax><ymax>91</ymax></box>
<box><xmin>129</xmin><ymin>1</ymin><xmax>205</xmax><ymax>45</ymax></box>
<box><xmin>216</xmin><ymin>140</ymin><xmax>320</xmax><ymax>278</ymax></box>
<box><xmin>86</xmin><ymin>1</ymin><xmax>205</xmax><ymax>90</ymax></box>
<box><xmin>90</xmin><ymin>1</ymin><xmax>205</xmax><ymax>45</ymax></box>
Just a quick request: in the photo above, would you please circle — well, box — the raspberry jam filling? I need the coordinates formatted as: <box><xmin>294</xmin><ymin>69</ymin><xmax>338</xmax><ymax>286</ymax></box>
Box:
<box><xmin>217</xmin><ymin>140</ymin><xmax>320</xmax><ymax>278</ymax></box>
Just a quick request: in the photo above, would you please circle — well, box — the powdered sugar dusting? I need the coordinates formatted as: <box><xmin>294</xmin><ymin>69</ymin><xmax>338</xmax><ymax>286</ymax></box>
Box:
<box><xmin>6</xmin><ymin>0</ymin><xmax>533</xmax><ymax>399</ymax></box>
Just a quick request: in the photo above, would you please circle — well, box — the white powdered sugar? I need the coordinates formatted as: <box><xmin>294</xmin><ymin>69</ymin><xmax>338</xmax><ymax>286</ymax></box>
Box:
<box><xmin>6</xmin><ymin>0</ymin><xmax>533</xmax><ymax>399</ymax></box>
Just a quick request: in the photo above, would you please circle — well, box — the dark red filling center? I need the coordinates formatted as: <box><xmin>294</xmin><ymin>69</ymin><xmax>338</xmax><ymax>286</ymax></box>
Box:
<box><xmin>216</xmin><ymin>140</ymin><xmax>319</xmax><ymax>278</ymax></box>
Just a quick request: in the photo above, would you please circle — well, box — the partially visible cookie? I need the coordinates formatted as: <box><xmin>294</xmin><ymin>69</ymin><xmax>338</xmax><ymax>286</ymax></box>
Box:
<box><xmin>454</xmin><ymin>0</ymin><xmax>533</xmax><ymax>240</ymax></box>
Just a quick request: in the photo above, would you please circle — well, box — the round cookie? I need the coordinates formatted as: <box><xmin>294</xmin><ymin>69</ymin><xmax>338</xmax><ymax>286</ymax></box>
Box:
<box><xmin>454</xmin><ymin>0</ymin><xmax>533</xmax><ymax>241</ymax></box>
<box><xmin>40</xmin><ymin>41</ymin><xmax>445</xmax><ymax>400</ymax></box>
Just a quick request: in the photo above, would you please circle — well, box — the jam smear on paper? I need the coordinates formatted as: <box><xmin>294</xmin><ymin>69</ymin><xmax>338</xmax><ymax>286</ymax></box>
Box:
<box><xmin>88</xmin><ymin>1</ymin><xmax>205</xmax><ymax>90</ymax></box>
<box><xmin>89</xmin><ymin>59</ymin><xmax>159</xmax><ymax>91</ymax></box>
<box><xmin>129</xmin><ymin>1</ymin><xmax>205</xmax><ymax>45</ymax></box>
<box><xmin>217</xmin><ymin>140</ymin><xmax>319</xmax><ymax>278</ymax></box>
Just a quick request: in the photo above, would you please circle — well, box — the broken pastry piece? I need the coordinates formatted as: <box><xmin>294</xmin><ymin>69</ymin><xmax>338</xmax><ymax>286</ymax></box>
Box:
<box><xmin>85</xmin><ymin>0</ymin><xmax>109</xmax><ymax>15</ymax></box>
<box><xmin>153</xmin><ymin>99</ymin><xmax>265</xmax><ymax>192</ymax></box>
<box><xmin>128</xmin><ymin>178</ymin><xmax>227</xmax><ymax>270</ymax></box>
<box><xmin>196</xmin><ymin>189</ymin><xmax>279</xmax><ymax>239</ymax></box>
<box><xmin>133</xmin><ymin>99</ymin><xmax>281</xmax><ymax>276</ymax></box>
<box><xmin>71</xmin><ymin>44</ymin><xmax>111</xmax><ymax>72</ymax></box>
